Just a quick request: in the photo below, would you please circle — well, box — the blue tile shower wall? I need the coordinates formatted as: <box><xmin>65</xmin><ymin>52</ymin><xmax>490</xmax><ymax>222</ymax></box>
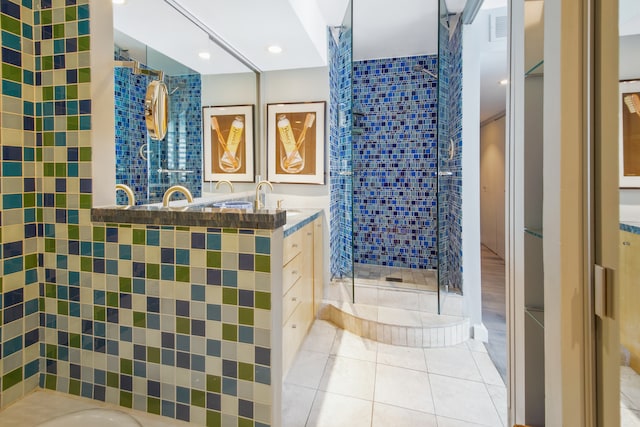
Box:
<box><xmin>114</xmin><ymin>69</ymin><xmax>202</xmax><ymax>205</ymax></box>
<box><xmin>352</xmin><ymin>55</ymin><xmax>439</xmax><ymax>269</ymax></box>
<box><xmin>329</xmin><ymin>27</ymin><xmax>354</xmax><ymax>279</ymax></box>
<box><xmin>439</xmin><ymin>20</ymin><xmax>464</xmax><ymax>290</ymax></box>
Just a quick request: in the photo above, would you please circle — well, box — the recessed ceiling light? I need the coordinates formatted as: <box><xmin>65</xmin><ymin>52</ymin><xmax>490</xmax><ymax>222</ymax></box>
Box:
<box><xmin>112</xmin><ymin>0</ymin><xmax>126</xmax><ymax>5</ymax></box>
<box><xmin>199</xmin><ymin>51</ymin><xmax>211</xmax><ymax>60</ymax></box>
<box><xmin>499</xmin><ymin>79</ymin><xmax>509</xmax><ymax>85</ymax></box>
<box><xmin>267</xmin><ymin>45</ymin><xmax>283</xmax><ymax>54</ymax></box>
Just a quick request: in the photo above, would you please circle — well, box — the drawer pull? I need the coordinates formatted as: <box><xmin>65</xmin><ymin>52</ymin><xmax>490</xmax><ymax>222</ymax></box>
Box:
<box><xmin>292</xmin><ymin>270</ymin><xmax>298</xmax><ymax>275</ymax></box>
<box><xmin>291</xmin><ymin>297</ymin><xmax>298</xmax><ymax>302</ymax></box>
<box><xmin>623</xmin><ymin>241</ymin><xmax>631</xmax><ymax>246</ymax></box>
<box><xmin>307</xmin><ymin>232</ymin><xmax>312</xmax><ymax>236</ymax></box>
<box><xmin>291</xmin><ymin>243</ymin><xmax>299</xmax><ymax>248</ymax></box>
<box><xmin>291</xmin><ymin>324</ymin><xmax>297</xmax><ymax>329</ymax></box>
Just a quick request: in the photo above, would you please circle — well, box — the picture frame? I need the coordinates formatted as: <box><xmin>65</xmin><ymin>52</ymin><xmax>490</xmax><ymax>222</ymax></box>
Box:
<box><xmin>267</xmin><ymin>101</ymin><xmax>325</xmax><ymax>184</ymax></box>
<box><xmin>620</xmin><ymin>81</ymin><xmax>640</xmax><ymax>188</ymax></box>
<box><xmin>203</xmin><ymin>104</ymin><xmax>254</xmax><ymax>182</ymax></box>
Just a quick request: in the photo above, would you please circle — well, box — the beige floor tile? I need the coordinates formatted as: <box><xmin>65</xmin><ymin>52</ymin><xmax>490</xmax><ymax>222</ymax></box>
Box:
<box><xmin>486</xmin><ymin>384</ymin><xmax>508</xmax><ymax>427</ymax></box>
<box><xmin>374</xmin><ymin>364</ymin><xmax>434</xmax><ymax>414</ymax></box>
<box><xmin>377</xmin><ymin>306</ymin><xmax>422</xmax><ymax>327</ymax></box>
<box><xmin>622</xmin><ymin>366</ymin><xmax>640</xmax><ymax>411</ymax></box>
<box><xmin>429</xmin><ymin>374</ymin><xmax>502</xmax><ymax>426</ymax></box>
<box><xmin>319</xmin><ymin>356</ymin><xmax>376</xmax><ymax>400</ymax></box>
<box><xmin>466</xmin><ymin>339</ymin><xmax>488</xmax><ymax>353</ymax></box>
<box><xmin>425</xmin><ymin>346</ymin><xmax>483</xmax><ymax>382</ymax></box>
<box><xmin>330</xmin><ymin>329</ymin><xmax>378</xmax><ymax>362</ymax></box>
<box><xmin>436</xmin><ymin>416</ymin><xmax>499</xmax><ymax>427</ymax></box>
<box><xmin>377</xmin><ymin>288</ymin><xmax>421</xmax><ymax>311</ymax></box>
<box><xmin>377</xmin><ymin>342</ymin><xmax>427</xmax><ymax>371</ymax></box>
<box><xmin>371</xmin><ymin>402</ymin><xmax>437</xmax><ymax>427</ymax></box>
<box><xmin>285</xmin><ymin>350</ymin><xmax>330</xmax><ymax>389</ymax></box>
<box><xmin>300</xmin><ymin>320</ymin><xmax>338</xmax><ymax>354</ymax></box>
<box><xmin>471</xmin><ymin>351</ymin><xmax>505</xmax><ymax>386</ymax></box>
<box><xmin>306</xmin><ymin>391</ymin><xmax>372</xmax><ymax>427</ymax></box>
<box><xmin>622</xmin><ymin>407</ymin><xmax>640</xmax><ymax>427</ymax></box>
<box><xmin>282</xmin><ymin>383</ymin><xmax>316</xmax><ymax>427</ymax></box>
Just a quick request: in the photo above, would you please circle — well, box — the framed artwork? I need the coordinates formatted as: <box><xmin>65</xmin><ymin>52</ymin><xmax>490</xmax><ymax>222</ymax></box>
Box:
<box><xmin>203</xmin><ymin>105</ymin><xmax>254</xmax><ymax>182</ymax></box>
<box><xmin>267</xmin><ymin>101</ymin><xmax>325</xmax><ymax>184</ymax></box>
<box><xmin>620</xmin><ymin>81</ymin><xmax>640</xmax><ymax>188</ymax></box>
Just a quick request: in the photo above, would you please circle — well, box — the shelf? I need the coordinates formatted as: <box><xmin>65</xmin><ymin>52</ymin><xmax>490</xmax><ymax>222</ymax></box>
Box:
<box><xmin>525</xmin><ymin>307</ymin><xmax>544</xmax><ymax>329</ymax></box>
<box><xmin>524</xmin><ymin>227</ymin><xmax>543</xmax><ymax>239</ymax></box>
<box><xmin>525</xmin><ymin>60</ymin><xmax>544</xmax><ymax>77</ymax></box>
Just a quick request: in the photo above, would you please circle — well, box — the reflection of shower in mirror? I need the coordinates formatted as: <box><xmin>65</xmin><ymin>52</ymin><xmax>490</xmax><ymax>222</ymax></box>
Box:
<box><xmin>624</xmin><ymin>93</ymin><xmax>640</xmax><ymax>118</ymax></box>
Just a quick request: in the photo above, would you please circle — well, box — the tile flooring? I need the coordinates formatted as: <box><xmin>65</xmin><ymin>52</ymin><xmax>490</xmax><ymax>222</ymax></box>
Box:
<box><xmin>622</xmin><ymin>366</ymin><xmax>640</xmax><ymax>426</ymax></box>
<box><xmin>283</xmin><ymin>320</ymin><xmax>507</xmax><ymax>427</ymax></box>
<box><xmin>354</xmin><ymin>263</ymin><xmax>438</xmax><ymax>292</ymax></box>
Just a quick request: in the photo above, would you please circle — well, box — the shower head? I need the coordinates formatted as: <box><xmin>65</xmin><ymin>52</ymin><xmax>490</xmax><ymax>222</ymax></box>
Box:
<box><xmin>412</xmin><ymin>65</ymin><xmax>438</xmax><ymax>79</ymax></box>
<box><xmin>169</xmin><ymin>81</ymin><xmax>186</xmax><ymax>95</ymax></box>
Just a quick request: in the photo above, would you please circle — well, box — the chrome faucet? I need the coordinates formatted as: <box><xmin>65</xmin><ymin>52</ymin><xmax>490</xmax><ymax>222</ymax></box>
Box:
<box><xmin>162</xmin><ymin>185</ymin><xmax>193</xmax><ymax>207</ymax></box>
<box><xmin>254</xmin><ymin>180</ymin><xmax>273</xmax><ymax>210</ymax></box>
<box><xmin>215</xmin><ymin>180</ymin><xmax>234</xmax><ymax>193</ymax></box>
<box><xmin>115</xmin><ymin>184</ymin><xmax>135</xmax><ymax>206</ymax></box>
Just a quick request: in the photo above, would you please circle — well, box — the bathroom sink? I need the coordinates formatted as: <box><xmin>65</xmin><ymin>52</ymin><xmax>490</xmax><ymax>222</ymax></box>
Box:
<box><xmin>211</xmin><ymin>200</ymin><xmax>253</xmax><ymax>210</ymax></box>
<box><xmin>286</xmin><ymin>209</ymin><xmax>303</xmax><ymax>217</ymax></box>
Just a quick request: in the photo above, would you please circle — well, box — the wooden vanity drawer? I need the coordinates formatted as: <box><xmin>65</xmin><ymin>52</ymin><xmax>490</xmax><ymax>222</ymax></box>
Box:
<box><xmin>283</xmin><ymin>299</ymin><xmax>312</xmax><ymax>374</ymax></box>
<box><xmin>282</xmin><ymin>277</ymin><xmax>303</xmax><ymax>325</ymax></box>
<box><xmin>282</xmin><ymin>253</ymin><xmax>302</xmax><ymax>295</ymax></box>
<box><xmin>283</xmin><ymin>231</ymin><xmax>303</xmax><ymax>266</ymax></box>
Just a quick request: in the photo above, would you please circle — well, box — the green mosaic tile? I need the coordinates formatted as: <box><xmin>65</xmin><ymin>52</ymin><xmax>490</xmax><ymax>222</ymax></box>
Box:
<box><xmin>238</xmin><ymin>418</ymin><xmax>253</xmax><ymax>427</ymax></box>
<box><xmin>119</xmin><ymin>277</ymin><xmax>132</xmax><ymax>293</ymax></box>
<box><xmin>255</xmin><ymin>255</ymin><xmax>270</xmax><ymax>273</ymax></box>
<box><xmin>69</xmin><ymin>379</ymin><xmax>81</xmax><ymax>396</ymax></box>
<box><xmin>147</xmin><ymin>347</ymin><xmax>160</xmax><ymax>364</ymax></box>
<box><xmin>40</xmin><ymin>9</ymin><xmax>52</xmax><ymax>24</ymax></box>
<box><xmin>254</xmin><ymin>292</ymin><xmax>271</xmax><ymax>310</ymax></box>
<box><xmin>65</xmin><ymin>6</ymin><xmax>77</xmax><ymax>21</ymax></box>
<box><xmin>93</xmin><ymin>226</ymin><xmax>105</xmax><ymax>242</ymax></box>
<box><xmin>67</xmin><ymin>116</ymin><xmax>78</xmax><ymax>130</ymax></box>
<box><xmin>69</xmin><ymin>333</ymin><xmax>81</xmax><ymax>348</ymax></box>
<box><xmin>55</xmin><ymin>162</ymin><xmax>66</xmax><ymax>177</ymax></box>
<box><xmin>45</xmin><ymin>374</ymin><xmax>56</xmax><ymax>390</ymax></box>
<box><xmin>80</xmin><ymin>194</ymin><xmax>92</xmax><ymax>209</ymax></box>
<box><xmin>222</xmin><ymin>288</ymin><xmax>237</xmax><ymax>305</ymax></box>
<box><xmin>79</xmin><ymin>147</ymin><xmax>91</xmax><ymax>161</ymax></box>
<box><xmin>223</xmin><ymin>228</ymin><xmax>237</xmax><ymax>234</ymax></box>
<box><xmin>25</xmin><ymin>253</ymin><xmax>37</xmax><ymax>269</ymax></box>
<box><xmin>207</xmin><ymin>375</ymin><xmax>221</xmax><ymax>392</ymax></box>
<box><xmin>53</xmin><ymin>23</ymin><xmax>64</xmax><ymax>38</ymax></box>
<box><xmin>222</xmin><ymin>323</ymin><xmax>237</xmax><ymax>341</ymax></box>
<box><xmin>94</xmin><ymin>305</ymin><xmax>105</xmax><ymax>321</ymax></box>
<box><xmin>206</xmin><ymin>411</ymin><xmax>221</xmax><ymax>427</ymax></box>
<box><xmin>78</xmin><ymin>35</ymin><xmax>89</xmax><ymax>51</ymax></box>
<box><xmin>106</xmin><ymin>291</ymin><xmax>118</xmax><ymax>307</ymax></box>
<box><xmin>207</xmin><ymin>251</ymin><xmax>221</xmax><ymax>268</ymax></box>
<box><xmin>146</xmin><ymin>263</ymin><xmax>159</xmax><ymax>280</ymax></box>
<box><xmin>45</xmin><ymin>238</ymin><xmax>56</xmax><ymax>252</ymax></box>
<box><xmin>147</xmin><ymin>397</ymin><xmax>161</xmax><ymax>415</ymax></box>
<box><xmin>78</xmin><ymin>67</ymin><xmax>90</xmax><ymax>83</ymax></box>
<box><xmin>238</xmin><ymin>363</ymin><xmax>254</xmax><ymax>381</ymax></box>
<box><xmin>132</xmin><ymin>229</ymin><xmax>145</xmax><ymax>245</ymax></box>
<box><xmin>120</xmin><ymin>359</ymin><xmax>133</xmax><ymax>375</ymax></box>
<box><xmin>107</xmin><ymin>371</ymin><xmax>118</xmax><ymax>388</ymax></box>
<box><xmin>57</xmin><ymin>300</ymin><xmax>68</xmax><ymax>315</ymax></box>
<box><xmin>80</xmin><ymin>256</ymin><xmax>92</xmax><ymax>272</ymax></box>
<box><xmin>133</xmin><ymin>311</ymin><xmax>146</xmax><ymax>328</ymax></box>
<box><xmin>175</xmin><ymin>265</ymin><xmax>189</xmax><ymax>282</ymax></box>
<box><xmin>2</xmin><ymin>367</ymin><xmax>22</xmax><ymax>391</ymax></box>
<box><xmin>45</xmin><ymin>284</ymin><xmax>56</xmax><ymax>297</ymax></box>
<box><xmin>67</xmin><ymin>84</ymin><xmax>77</xmax><ymax>99</ymax></box>
<box><xmin>238</xmin><ymin>308</ymin><xmax>253</xmax><ymax>326</ymax></box>
<box><xmin>120</xmin><ymin>391</ymin><xmax>133</xmax><ymax>408</ymax></box>
<box><xmin>55</xmin><ymin>194</ymin><xmax>66</xmax><ymax>208</ymax></box>
<box><xmin>68</xmin><ymin>225</ymin><xmax>79</xmax><ymax>239</ymax></box>
<box><xmin>23</xmin><ymin>193</ymin><xmax>35</xmax><ymax>207</ymax></box>
<box><xmin>191</xmin><ymin>389</ymin><xmax>205</xmax><ymax>408</ymax></box>
<box><xmin>3</xmin><ymin>63</ymin><xmax>21</xmax><ymax>82</ymax></box>
<box><xmin>1</xmin><ymin>15</ymin><xmax>21</xmax><ymax>35</ymax></box>
<box><xmin>46</xmin><ymin>344</ymin><xmax>57</xmax><ymax>359</ymax></box>
<box><xmin>176</xmin><ymin>317</ymin><xmax>190</xmax><ymax>334</ymax></box>
<box><xmin>43</xmin><ymin>162</ymin><xmax>54</xmax><ymax>176</ymax></box>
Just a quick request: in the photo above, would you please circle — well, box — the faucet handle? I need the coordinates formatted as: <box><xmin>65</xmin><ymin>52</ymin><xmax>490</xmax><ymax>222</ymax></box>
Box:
<box><xmin>277</xmin><ymin>199</ymin><xmax>284</xmax><ymax>209</ymax></box>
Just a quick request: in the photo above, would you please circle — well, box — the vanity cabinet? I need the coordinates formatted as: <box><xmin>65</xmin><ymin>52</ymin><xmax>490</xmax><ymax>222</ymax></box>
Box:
<box><xmin>282</xmin><ymin>219</ymin><xmax>322</xmax><ymax>375</ymax></box>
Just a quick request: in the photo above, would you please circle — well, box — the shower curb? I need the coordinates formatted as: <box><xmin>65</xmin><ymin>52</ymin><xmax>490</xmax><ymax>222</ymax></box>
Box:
<box><xmin>318</xmin><ymin>301</ymin><xmax>470</xmax><ymax>348</ymax></box>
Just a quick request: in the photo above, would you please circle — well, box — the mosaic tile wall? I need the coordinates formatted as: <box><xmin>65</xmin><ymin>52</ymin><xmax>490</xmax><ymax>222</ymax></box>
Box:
<box><xmin>437</xmin><ymin>20</ymin><xmax>451</xmax><ymax>288</ymax></box>
<box><xmin>438</xmin><ymin>21</ymin><xmax>463</xmax><ymax>291</ymax></box>
<box><xmin>0</xmin><ymin>0</ymin><xmax>47</xmax><ymax>408</ymax></box>
<box><xmin>41</xmin><ymin>222</ymin><xmax>275</xmax><ymax>427</ymax></box>
<box><xmin>352</xmin><ymin>55</ymin><xmax>439</xmax><ymax>269</ymax></box>
<box><xmin>328</xmin><ymin>26</ymin><xmax>353</xmax><ymax>280</ymax></box>
<box><xmin>114</xmin><ymin>68</ymin><xmax>202</xmax><ymax>206</ymax></box>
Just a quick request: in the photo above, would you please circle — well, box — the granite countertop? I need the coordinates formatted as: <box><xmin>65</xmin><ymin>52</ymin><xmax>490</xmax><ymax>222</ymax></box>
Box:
<box><xmin>621</xmin><ymin>221</ymin><xmax>640</xmax><ymax>235</ymax></box>
<box><xmin>92</xmin><ymin>202</ymin><xmax>286</xmax><ymax>229</ymax></box>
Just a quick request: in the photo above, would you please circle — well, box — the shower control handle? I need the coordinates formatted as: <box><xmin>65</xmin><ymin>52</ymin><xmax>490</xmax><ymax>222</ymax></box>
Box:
<box><xmin>438</xmin><ymin>171</ymin><xmax>453</xmax><ymax>176</ymax></box>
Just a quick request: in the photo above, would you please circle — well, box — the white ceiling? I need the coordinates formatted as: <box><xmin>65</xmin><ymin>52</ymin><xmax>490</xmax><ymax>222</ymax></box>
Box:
<box><xmin>112</xmin><ymin>0</ymin><xmax>640</xmax><ymax>127</ymax></box>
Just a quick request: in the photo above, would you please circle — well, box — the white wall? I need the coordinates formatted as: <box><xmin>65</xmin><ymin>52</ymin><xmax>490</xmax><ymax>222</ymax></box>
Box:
<box><xmin>480</xmin><ymin>115</ymin><xmax>506</xmax><ymax>259</ymax></box>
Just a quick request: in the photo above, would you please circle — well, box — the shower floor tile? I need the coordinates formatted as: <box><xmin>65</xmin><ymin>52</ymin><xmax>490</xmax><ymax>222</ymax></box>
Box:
<box><xmin>283</xmin><ymin>320</ymin><xmax>507</xmax><ymax>427</ymax></box>
<box><xmin>354</xmin><ymin>263</ymin><xmax>438</xmax><ymax>292</ymax></box>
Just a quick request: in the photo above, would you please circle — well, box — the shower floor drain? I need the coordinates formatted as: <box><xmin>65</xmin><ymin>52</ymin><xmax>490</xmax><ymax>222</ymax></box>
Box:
<box><xmin>385</xmin><ymin>277</ymin><xmax>403</xmax><ymax>283</ymax></box>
